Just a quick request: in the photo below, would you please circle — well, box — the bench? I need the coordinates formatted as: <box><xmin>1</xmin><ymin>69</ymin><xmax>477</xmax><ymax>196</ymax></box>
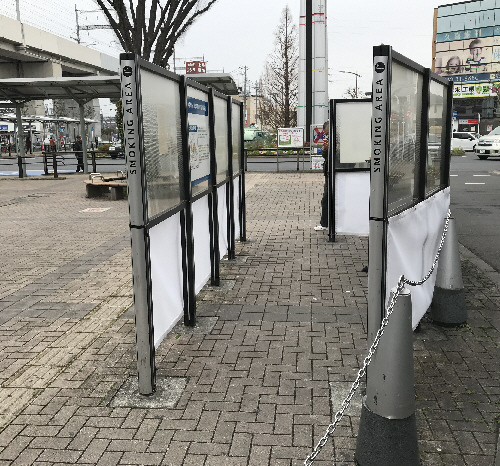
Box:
<box><xmin>84</xmin><ymin>173</ymin><xmax>127</xmax><ymax>200</ymax></box>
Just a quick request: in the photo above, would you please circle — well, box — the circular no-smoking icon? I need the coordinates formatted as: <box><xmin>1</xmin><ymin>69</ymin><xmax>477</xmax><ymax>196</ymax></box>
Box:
<box><xmin>123</xmin><ymin>66</ymin><xmax>133</xmax><ymax>77</ymax></box>
<box><xmin>375</xmin><ymin>62</ymin><xmax>386</xmax><ymax>73</ymax></box>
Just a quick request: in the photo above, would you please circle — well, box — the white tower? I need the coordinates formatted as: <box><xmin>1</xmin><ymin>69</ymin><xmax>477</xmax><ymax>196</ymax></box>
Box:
<box><xmin>298</xmin><ymin>0</ymin><xmax>329</xmax><ymax>135</ymax></box>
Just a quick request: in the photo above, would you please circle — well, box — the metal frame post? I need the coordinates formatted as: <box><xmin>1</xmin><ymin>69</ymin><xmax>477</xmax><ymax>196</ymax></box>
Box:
<box><xmin>208</xmin><ymin>88</ymin><xmax>220</xmax><ymax>286</ymax></box>
<box><xmin>79</xmin><ymin>103</ymin><xmax>88</xmax><ymax>174</ymax></box>
<box><xmin>328</xmin><ymin>100</ymin><xmax>335</xmax><ymax>242</ymax></box>
<box><xmin>226</xmin><ymin>98</ymin><xmax>236</xmax><ymax>260</ymax></box>
<box><xmin>238</xmin><ymin>102</ymin><xmax>247</xmax><ymax>242</ymax></box>
<box><xmin>120</xmin><ymin>53</ymin><xmax>156</xmax><ymax>395</ymax></box>
<box><xmin>16</xmin><ymin>105</ymin><xmax>26</xmax><ymax>178</ymax></box>
<box><xmin>368</xmin><ymin>45</ymin><xmax>391</xmax><ymax>346</ymax></box>
<box><xmin>417</xmin><ymin>68</ymin><xmax>431</xmax><ymax>201</ymax></box>
<box><xmin>179</xmin><ymin>75</ymin><xmax>197</xmax><ymax>326</ymax></box>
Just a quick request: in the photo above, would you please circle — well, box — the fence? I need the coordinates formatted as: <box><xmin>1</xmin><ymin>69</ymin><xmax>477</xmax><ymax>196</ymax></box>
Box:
<box><xmin>0</xmin><ymin>151</ymin><xmax>126</xmax><ymax>177</ymax></box>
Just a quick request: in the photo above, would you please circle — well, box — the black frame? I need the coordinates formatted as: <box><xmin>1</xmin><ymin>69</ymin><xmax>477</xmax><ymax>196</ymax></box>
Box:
<box><xmin>368</xmin><ymin>45</ymin><xmax>454</xmax><ymax>344</ymax></box>
<box><xmin>120</xmin><ymin>53</ymin><xmax>246</xmax><ymax>353</ymax></box>
<box><xmin>328</xmin><ymin>98</ymin><xmax>372</xmax><ymax>242</ymax></box>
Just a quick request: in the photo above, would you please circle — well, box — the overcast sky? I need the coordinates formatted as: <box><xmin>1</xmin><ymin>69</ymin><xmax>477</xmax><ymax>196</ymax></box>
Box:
<box><xmin>174</xmin><ymin>0</ymin><xmax>443</xmax><ymax>98</ymax></box>
<box><xmin>1</xmin><ymin>0</ymin><xmax>443</xmax><ymax>101</ymax></box>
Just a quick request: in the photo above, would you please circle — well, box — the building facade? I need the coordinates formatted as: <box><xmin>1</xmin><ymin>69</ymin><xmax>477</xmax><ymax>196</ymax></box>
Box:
<box><xmin>433</xmin><ymin>0</ymin><xmax>500</xmax><ymax>133</ymax></box>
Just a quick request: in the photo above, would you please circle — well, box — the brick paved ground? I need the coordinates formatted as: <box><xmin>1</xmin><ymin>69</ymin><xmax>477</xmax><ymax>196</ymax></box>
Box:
<box><xmin>0</xmin><ymin>172</ymin><xmax>498</xmax><ymax>465</ymax></box>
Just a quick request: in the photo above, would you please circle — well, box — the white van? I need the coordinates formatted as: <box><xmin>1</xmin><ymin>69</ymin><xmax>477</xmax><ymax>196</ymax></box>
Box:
<box><xmin>451</xmin><ymin>132</ymin><xmax>479</xmax><ymax>151</ymax></box>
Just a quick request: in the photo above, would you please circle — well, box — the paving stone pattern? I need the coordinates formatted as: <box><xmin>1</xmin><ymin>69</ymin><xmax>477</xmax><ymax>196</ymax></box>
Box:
<box><xmin>0</xmin><ymin>173</ymin><xmax>498</xmax><ymax>465</ymax></box>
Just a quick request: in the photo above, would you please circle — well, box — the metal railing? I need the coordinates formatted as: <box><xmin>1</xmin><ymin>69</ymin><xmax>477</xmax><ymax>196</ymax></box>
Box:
<box><xmin>0</xmin><ymin>150</ymin><xmax>126</xmax><ymax>178</ymax></box>
<box><xmin>244</xmin><ymin>147</ymin><xmax>316</xmax><ymax>172</ymax></box>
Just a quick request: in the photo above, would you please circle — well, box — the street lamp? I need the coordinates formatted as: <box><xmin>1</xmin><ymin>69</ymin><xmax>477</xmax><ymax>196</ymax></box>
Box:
<box><xmin>339</xmin><ymin>70</ymin><xmax>362</xmax><ymax>98</ymax></box>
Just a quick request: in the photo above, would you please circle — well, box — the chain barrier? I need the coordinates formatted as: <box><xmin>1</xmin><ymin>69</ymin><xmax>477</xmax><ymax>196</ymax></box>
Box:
<box><xmin>304</xmin><ymin>209</ymin><xmax>452</xmax><ymax>466</ymax></box>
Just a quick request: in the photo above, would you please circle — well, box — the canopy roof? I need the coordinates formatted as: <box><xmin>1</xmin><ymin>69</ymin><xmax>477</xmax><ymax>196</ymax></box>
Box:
<box><xmin>0</xmin><ymin>76</ymin><xmax>121</xmax><ymax>103</ymax></box>
<box><xmin>187</xmin><ymin>73</ymin><xmax>240</xmax><ymax>95</ymax></box>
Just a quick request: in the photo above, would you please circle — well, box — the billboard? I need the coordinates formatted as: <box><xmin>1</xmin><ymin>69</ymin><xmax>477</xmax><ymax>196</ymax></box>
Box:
<box><xmin>434</xmin><ymin>1</ymin><xmax>500</xmax><ymax>95</ymax></box>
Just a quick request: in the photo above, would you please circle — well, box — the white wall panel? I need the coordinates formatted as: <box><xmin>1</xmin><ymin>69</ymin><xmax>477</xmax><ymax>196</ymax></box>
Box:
<box><xmin>192</xmin><ymin>197</ymin><xmax>212</xmax><ymax>294</ymax></box>
<box><xmin>218</xmin><ymin>184</ymin><xmax>228</xmax><ymax>258</ymax></box>
<box><xmin>386</xmin><ymin>187</ymin><xmax>451</xmax><ymax>328</ymax></box>
<box><xmin>335</xmin><ymin>172</ymin><xmax>370</xmax><ymax>236</ymax></box>
<box><xmin>149</xmin><ymin>213</ymin><xmax>183</xmax><ymax>347</ymax></box>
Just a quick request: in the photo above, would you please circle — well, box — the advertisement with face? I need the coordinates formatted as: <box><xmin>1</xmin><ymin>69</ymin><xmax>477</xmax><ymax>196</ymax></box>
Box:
<box><xmin>435</xmin><ymin>37</ymin><xmax>494</xmax><ymax>76</ymax></box>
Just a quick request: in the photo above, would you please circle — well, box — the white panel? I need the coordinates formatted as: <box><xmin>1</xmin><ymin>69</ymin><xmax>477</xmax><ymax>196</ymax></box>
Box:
<box><xmin>335</xmin><ymin>172</ymin><xmax>370</xmax><ymax>236</ymax></box>
<box><xmin>192</xmin><ymin>197</ymin><xmax>212</xmax><ymax>294</ymax></box>
<box><xmin>338</xmin><ymin>101</ymin><xmax>372</xmax><ymax>164</ymax></box>
<box><xmin>233</xmin><ymin>177</ymin><xmax>241</xmax><ymax>240</ymax></box>
<box><xmin>386</xmin><ymin>188</ymin><xmax>451</xmax><ymax>329</ymax></box>
<box><xmin>149</xmin><ymin>213</ymin><xmax>184</xmax><ymax>347</ymax></box>
<box><xmin>218</xmin><ymin>184</ymin><xmax>228</xmax><ymax>258</ymax></box>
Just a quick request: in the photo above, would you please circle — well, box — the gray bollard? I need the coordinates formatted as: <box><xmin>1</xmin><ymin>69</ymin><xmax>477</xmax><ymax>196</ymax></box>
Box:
<box><xmin>355</xmin><ymin>287</ymin><xmax>419</xmax><ymax>466</ymax></box>
<box><xmin>430</xmin><ymin>217</ymin><xmax>467</xmax><ymax>326</ymax></box>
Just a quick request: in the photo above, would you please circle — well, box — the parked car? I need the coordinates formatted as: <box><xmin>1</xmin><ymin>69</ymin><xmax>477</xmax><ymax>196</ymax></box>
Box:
<box><xmin>451</xmin><ymin>131</ymin><xmax>479</xmax><ymax>152</ymax></box>
<box><xmin>108</xmin><ymin>141</ymin><xmax>122</xmax><ymax>159</ymax></box>
<box><xmin>475</xmin><ymin>127</ymin><xmax>500</xmax><ymax>159</ymax></box>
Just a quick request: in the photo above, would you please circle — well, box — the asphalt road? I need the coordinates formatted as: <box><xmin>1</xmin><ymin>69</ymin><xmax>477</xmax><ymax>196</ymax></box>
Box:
<box><xmin>449</xmin><ymin>152</ymin><xmax>500</xmax><ymax>272</ymax></box>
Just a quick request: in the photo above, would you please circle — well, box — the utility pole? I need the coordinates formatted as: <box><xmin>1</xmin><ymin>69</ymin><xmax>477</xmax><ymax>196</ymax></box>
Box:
<box><xmin>339</xmin><ymin>70</ymin><xmax>362</xmax><ymax>98</ymax></box>
<box><xmin>241</xmin><ymin>66</ymin><xmax>248</xmax><ymax>126</ymax></box>
<box><xmin>74</xmin><ymin>7</ymin><xmax>112</xmax><ymax>44</ymax></box>
<box><xmin>75</xmin><ymin>5</ymin><xmax>80</xmax><ymax>44</ymax></box>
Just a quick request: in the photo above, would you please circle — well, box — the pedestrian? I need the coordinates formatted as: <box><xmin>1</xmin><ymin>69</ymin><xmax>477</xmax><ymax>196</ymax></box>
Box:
<box><xmin>314</xmin><ymin>120</ymin><xmax>329</xmax><ymax>231</ymax></box>
<box><xmin>49</xmin><ymin>135</ymin><xmax>55</xmax><ymax>152</ymax></box>
<box><xmin>75</xmin><ymin>135</ymin><xmax>84</xmax><ymax>173</ymax></box>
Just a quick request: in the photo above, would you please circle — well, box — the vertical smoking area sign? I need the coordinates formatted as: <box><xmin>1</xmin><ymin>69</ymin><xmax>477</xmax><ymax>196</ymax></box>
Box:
<box><xmin>368</xmin><ymin>53</ymin><xmax>389</xmax><ymax>346</ymax></box>
<box><xmin>120</xmin><ymin>54</ymin><xmax>156</xmax><ymax>396</ymax></box>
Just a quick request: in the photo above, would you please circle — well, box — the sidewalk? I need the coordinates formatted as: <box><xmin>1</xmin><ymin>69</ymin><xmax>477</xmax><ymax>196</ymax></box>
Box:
<box><xmin>0</xmin><ymin>172</ymin><xmax>498</xmax><ymax>465</ymax></box>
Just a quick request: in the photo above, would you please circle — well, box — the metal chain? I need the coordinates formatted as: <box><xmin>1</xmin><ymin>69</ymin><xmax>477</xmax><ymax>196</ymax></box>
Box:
<box><xmin>304</xmin><ymin>209</ymin><xmax>452</xmax><ymax>466</ymax></box>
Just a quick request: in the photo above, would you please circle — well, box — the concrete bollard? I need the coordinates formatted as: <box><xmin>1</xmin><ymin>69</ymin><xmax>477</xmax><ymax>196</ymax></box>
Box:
<box><xmin>430</xmin><ymin>217</ymin><xmax>467</xmax><ymax>326</ymax></box>
<box><xmin>355</xmin><ymin>287</ymin><xmax>419</xmax><ymax>466</ymax></box>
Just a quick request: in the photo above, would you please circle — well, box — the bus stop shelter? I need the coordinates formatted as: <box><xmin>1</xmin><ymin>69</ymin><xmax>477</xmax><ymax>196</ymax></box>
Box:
<box><xmin>0</xmin><ymin>75</ymin><xmax>121</xmax><ymax>176</ymax></box>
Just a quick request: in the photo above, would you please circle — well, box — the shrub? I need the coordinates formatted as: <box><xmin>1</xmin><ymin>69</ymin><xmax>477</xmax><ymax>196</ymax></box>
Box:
<box><xmin>451</xmin><ymin>147</ymin><xmax>465</xmax><ymax>156</ymax></box>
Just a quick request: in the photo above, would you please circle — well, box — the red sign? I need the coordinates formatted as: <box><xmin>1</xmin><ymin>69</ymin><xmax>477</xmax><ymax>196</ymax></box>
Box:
<box><xmin>186</xmin><ymin>61</ymin><xmax>206</xmax><ymax>74</ymax></box>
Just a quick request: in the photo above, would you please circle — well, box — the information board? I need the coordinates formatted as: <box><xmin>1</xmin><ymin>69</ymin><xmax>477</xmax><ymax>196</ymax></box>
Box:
<box><xmin>277</xmin><ymin>127</ymin><xmax>303</xmax><ymax>147</ymax></box>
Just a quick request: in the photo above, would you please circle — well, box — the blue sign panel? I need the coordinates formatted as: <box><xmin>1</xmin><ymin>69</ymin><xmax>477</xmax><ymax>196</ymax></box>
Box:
<box><xmin>187</xmin><ymin>97</ymin><xmax>208</xmax><ymax>116</ymax></box>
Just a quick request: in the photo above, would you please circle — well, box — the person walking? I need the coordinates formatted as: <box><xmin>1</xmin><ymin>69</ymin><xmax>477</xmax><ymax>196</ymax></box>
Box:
<box><xmin>75</xmin><ymin>135</ymin><xmax>84</xmax><ymax>173</ymax></box>
<box><xmin>314</xmin><ymin>120</ymin><xmax>329</xmax><ymax>231</ymax></box>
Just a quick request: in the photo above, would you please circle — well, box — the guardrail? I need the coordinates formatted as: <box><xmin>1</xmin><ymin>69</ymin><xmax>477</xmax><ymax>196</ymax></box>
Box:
<box><xmin>244</xmin><ymin>146</ymin><xmax>315</xmax><ymax>172</ymax></box>
<box><xmin>0</xmin><ymin>150</ymin><xmax>126</xmax><ymax>178</ymax></box>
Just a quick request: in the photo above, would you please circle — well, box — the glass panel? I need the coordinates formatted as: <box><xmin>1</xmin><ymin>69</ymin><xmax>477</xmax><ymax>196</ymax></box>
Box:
<box><xmin>387</xmin><ymin>62</ymin><xmax>423</xmax><ymax>215</ymax></box>
<box><xmin>335</xmin><ymin>101</ymin><xmax>371</xmax><ymax>168</ymax></box>
<box><xmin>451</xmin><ymin>3</ymin><xmax>466</xmax><ymax>15</ymax></box>
<box><xmin>437</xmin><ymin>16</ymin><xmax>451</xmax><ymax>34</ymax></box>
<box><xmin>214</xmin><ymin>96</ymin><xmax>229</xmax><ymax>182</ymax></box>
<box><xmin>187</xmin><ymin>86</ymin><xmax>210</xmax><ymax>197</ymax></box>
<box><xmin>466</xmin><ymin>2</ymin><xmax>481</xmax><ymax>12</ymax></box>
<box><xmin>232</xmin><ymin>102</ymin><xmax>241</xmax><ymax>174</ymax></box>
<box><xmin>450</xmin><ymin>14</ymin><xmax>466</xmax><ymax>31</ymax></box>
<box><xmin>140</xmin><ymin>68</ymin><xmax>182</xmax><ymax>220</ymax></box>
<box><xmin>482</xmin><ymin>10</ymin><xmax>495</xmax><ymax>27</ymax></box>
<box><xmin>426</xmin><ymin>80</ymin><xmax>446</xmax><ymax>195</ymax></box>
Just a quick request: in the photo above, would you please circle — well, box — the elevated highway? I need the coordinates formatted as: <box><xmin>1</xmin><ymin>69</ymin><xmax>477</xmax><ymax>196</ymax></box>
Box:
<box><xmin>0</xmin><ymin>14</ymin><xmax>119</xmax><ymax>79</ymax></box>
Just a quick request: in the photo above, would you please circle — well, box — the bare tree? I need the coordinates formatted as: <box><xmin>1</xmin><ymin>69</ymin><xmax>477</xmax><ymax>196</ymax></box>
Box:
<box><xmin>259</xmin><ymin>6</ymin><xmax>298</xmax><ymax>130</ymax></box>
<box><xmin>343</xmin><ymin>86</ymin><xmax>364</xmax><ymax>99</ymax></box>
<box><xmin>94</xmin><ymin>0</ymin><xmax>219</xmax><ymax>68</ymax></box>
